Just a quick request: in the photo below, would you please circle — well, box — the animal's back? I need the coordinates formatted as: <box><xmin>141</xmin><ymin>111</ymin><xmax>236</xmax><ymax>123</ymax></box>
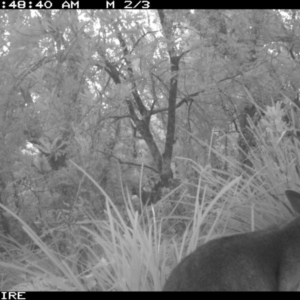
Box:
<box><xmin>163</xmin><ymin>190</ymin><xmax>300</xmax><ymax>291</ymax></box>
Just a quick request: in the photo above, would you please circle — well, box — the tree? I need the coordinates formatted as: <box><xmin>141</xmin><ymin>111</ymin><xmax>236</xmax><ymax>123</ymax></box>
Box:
<box><xmin>0</xmin><ymin>10</ymin><xmax>300</xmax><ymax>245</ymax></box>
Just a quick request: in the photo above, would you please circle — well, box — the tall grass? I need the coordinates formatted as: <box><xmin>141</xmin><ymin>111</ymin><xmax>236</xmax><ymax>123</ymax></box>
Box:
<box><xmin>0</xmin><ymin>161</ymin><xmax>168</xmax><ymax>291</ymax></box>
<box><xmin>0</xmin><ymin>101</ymin><xmax>299</xmax><ymax>290</ymax></box>
<box><xmin>161</xmin><ymin>100</ymin><xmax>300</xmax><ymax>280</ymax></box>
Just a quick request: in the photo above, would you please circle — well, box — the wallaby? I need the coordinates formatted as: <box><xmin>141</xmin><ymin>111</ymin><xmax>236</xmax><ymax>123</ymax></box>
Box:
<box><xmin>163</xmin><ymin>190</ymin><xmax>300</xmax><ymax>291</ymax></box>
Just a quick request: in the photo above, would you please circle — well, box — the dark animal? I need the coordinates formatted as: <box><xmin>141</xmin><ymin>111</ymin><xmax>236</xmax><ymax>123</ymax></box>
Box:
<box><xmin>163</xmin><ymin>190</ymin><xmax>300</xmax><ymax>291</ymax></box>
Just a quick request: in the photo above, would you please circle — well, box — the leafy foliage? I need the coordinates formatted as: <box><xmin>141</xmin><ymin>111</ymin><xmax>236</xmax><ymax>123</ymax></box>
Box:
<box><xmin>0</xmin><ymin>9</ymin><xmax>300</xmax><ymax>290</ymax></box>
